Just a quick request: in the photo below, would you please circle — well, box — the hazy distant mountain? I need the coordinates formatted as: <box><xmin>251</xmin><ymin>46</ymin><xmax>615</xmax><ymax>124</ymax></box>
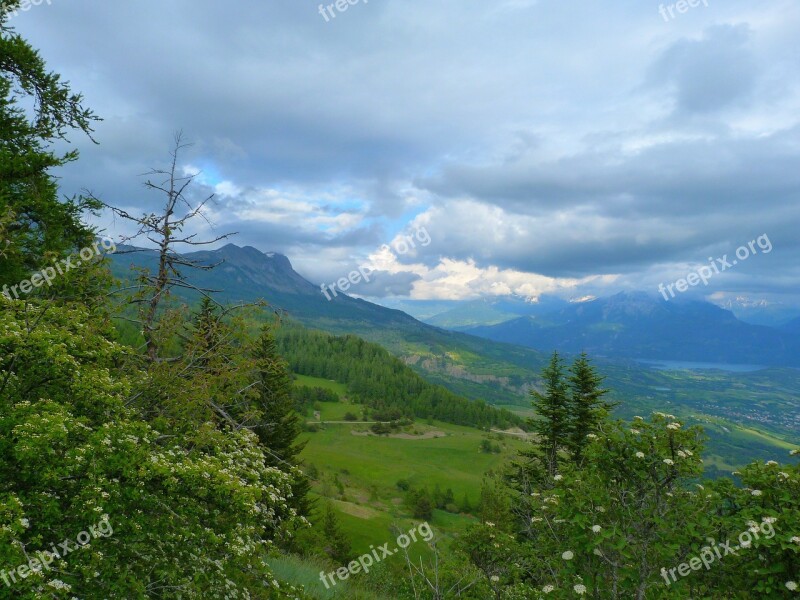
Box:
<box><xmin>711</xmin><ymin>296</ymin><xmax>800</xmax><ymax>328</ymax></box>
<box><xmin>425</xmin><ymin>300</ymin><xmax>517</xmax><ymax>328</ymax></box>
<box><xmin>373</xmin><ymin>299</ymin><xmax>464</xmax><ymax>321</ymax></box>
<box><xmin>462</xmin><ymin>292</ymin><xmax>800</xmax><ymax>367</ymax></box>
<box><xmin>383</xmin><ymin>295</ymin><xmax>571</xmax><ymax>329</ymax></box>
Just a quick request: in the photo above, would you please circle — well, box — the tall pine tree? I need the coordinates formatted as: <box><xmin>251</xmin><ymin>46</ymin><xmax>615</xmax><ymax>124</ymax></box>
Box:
<box><xmin>253</xmin><ymin>324</ymin><xmax>311</xmax><ymax>516</ymax></box>
<box><xmin>529</xmin><ymin>351</ymin><xmax>570</xmax><ymax>476</ymax></box>
<box><xmin>567</xmin><ymin>352</ymin><xmax>613</xmax><ymax>462</ymax></box>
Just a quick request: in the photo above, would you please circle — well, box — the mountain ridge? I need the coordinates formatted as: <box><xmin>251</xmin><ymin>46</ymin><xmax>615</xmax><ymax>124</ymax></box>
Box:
<box><xmin>461</xmin><ymin>291</ymin><xmax>800</xmax><ymax>366</ymax></box>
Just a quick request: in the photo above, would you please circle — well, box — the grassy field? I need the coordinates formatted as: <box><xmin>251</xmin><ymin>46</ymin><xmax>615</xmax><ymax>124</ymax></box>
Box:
<box><xmin>301</xmin><ymin>417</ymin><xmax>523</xmax><ymax>501</ymax></box>
<box><xmin>294</xmin><ymin>375</ymin><xmax>527</xmax><ymax>554</ymax></box>
<box><xmin>295</xmin><ymin>374</ymin><xmax>349</xmax><ymax>396</ymax></box>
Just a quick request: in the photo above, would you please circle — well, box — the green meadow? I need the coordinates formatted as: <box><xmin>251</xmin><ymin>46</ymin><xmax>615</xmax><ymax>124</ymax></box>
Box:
<box><xmin>295</xmin><ymin>375</ymin><xmax>527</xmax><ymax>553</ymax></box>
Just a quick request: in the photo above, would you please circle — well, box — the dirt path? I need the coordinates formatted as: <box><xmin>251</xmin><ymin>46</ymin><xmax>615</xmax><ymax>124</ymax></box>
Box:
<box><xmin>351</xmin><ymin>430</ymin><xmax>447</xmax><ymax>440</ymax></box>
<box><xmin>490</xmin><ymin>428</ymin><xmax>534</xmax><ymax>439</ymax></box>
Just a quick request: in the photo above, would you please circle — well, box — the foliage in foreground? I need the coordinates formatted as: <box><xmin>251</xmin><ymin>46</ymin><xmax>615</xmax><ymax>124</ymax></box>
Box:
<box><xmin>459</xmin><ymin>356</ymin><xmax>800</xmax><ymax>599</ymax></box>
<box><xmin>0</xmin><ymin>298</ymin><xmax>312</xmax><ymax>598</ymax></box>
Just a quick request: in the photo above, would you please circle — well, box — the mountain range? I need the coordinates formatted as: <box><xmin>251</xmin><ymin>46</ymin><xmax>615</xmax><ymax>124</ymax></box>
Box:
<box><xmin>458</xmin><ymin>292</ymin><xmax>800</xmax><ymax>367</ymax></box>
<box><xmin>109</xmin><ymin>244</ymin><xmax>800</xmax><ymax>370</ymax></box>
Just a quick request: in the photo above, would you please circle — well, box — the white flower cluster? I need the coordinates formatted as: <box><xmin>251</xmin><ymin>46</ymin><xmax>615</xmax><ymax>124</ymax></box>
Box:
<box><xmin>46</xmin><ymin>580</ymin><xmax>71</xmax><ymax>591</ymax></box>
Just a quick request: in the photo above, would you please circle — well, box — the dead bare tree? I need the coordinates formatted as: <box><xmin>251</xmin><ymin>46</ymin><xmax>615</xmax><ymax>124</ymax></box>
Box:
<box><xmin>99</xmin><ymin>132</ymin><xmax>235</xmax><ymax>361</ymax></box>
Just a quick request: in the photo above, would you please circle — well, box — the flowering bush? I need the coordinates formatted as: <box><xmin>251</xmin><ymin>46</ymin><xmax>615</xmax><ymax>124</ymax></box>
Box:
<box><xmin>703</xmin><ymin>456</ymin><xmax>800</xmax><ymax>597</ymax></box>
<box><xmin>0</xmin><ymin>299</ymin><xmax>306</xmax><ymax>598</ymax></box>
<box><xmin>517</xmin><ymin>414</ymin><xmax>711</xmax><ymax>598</ymax></box>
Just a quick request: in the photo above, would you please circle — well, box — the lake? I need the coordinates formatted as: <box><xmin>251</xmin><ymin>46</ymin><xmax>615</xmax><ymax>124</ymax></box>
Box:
<box><xmin>636</xmin><ymin>359</ymin><xmax>767</xmax><ymax>373</ymax></box>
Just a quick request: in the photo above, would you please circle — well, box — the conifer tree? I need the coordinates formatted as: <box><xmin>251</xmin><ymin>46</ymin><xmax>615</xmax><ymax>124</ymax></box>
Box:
<box><xmin>188</xmin><ymin>297</ymin><xmax>225</xmax><ymax>373</ymax></box>
<box><xmin>253</xmin><ymin>324</ymin><xmax>311</xmax><ymax>516</ymax></box>
<box><xmin>529</xmin><ymin>351</ymin><xmax>570</xmax><ymax>475</ymax></box>
<box><xmin>413</xmin><ymin>491</ymin><xmax>434</xmax><ymax>521</ymax></box>
<box><xmin>567</xmin><ymin>352</ymin><xmax>613</xmax><ymax>462</ymax></box>
<box><xmin>253</xmin><ymin>324</ymin><xmax>305</xmax><ymax>462</ymax></box>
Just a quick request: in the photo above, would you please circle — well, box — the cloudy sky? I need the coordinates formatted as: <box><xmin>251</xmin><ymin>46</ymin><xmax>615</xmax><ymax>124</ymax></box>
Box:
<box><xmin>12</xmin><ymin>0</ymin><xmax>800</xmax><ymax>304</ymax></box>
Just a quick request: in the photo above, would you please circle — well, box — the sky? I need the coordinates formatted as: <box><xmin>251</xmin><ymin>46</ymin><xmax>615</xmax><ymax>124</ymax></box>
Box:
<box><xmin>11</xmin><ymin>0</ymin><xmax>800</xmax><ymax>305</ymax></box>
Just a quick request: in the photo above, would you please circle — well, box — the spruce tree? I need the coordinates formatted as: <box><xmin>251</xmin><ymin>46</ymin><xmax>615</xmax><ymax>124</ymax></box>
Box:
<box><xmin>530</xmin><ymin>351</ymin><xmax>570</xmax><ymax>475</ymax></box>
<box><xmin>253</xmin><ymin>324</ymin><xmax>311</xmax><ymax>516</ymax></box>
<box><xmin>413</xmin><ymin>491</ymin><xmax>434</xmax><ymax>521</ymax></box>
<box><xmin>567</xmin><ymin>352</ymin><xmax>613</xmax><ymax>462</ymax></box>
<box><xmin>253</xmin><ymin>325</ymin><xmax>303</xmax><ymax>460</ymax></box>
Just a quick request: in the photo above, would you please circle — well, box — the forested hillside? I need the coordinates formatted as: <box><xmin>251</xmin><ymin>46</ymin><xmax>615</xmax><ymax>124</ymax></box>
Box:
<box><xmin>275</xmin><ymin>324</ymin><xmax>522</xmax><ymax>430</ymax></box>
